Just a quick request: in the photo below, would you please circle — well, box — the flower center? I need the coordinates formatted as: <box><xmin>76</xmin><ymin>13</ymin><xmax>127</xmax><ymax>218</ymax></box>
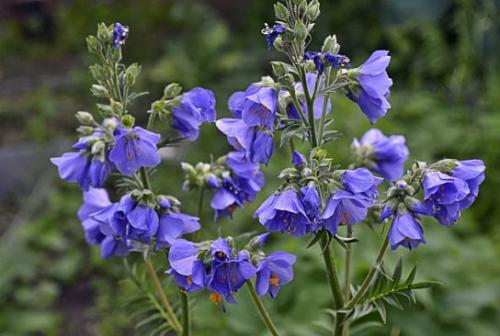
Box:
<box><xmin>269</xmin><ymin>274</ymin><xmax>280</xmax><ymax>287</ymax></box>
<box><xmin>340</xmin><ymin>212</ymin><xmax>351</xmax><ymax>225</ymax></box>
<box><xmin>209</xmin><ymin>292</ymin><xmax>223</xmax><ymax>305</ymax></box>
<box><xmin>186</xmin><ymin>275</ymin><xmax>192</xmax><ymax>286</ymax></box>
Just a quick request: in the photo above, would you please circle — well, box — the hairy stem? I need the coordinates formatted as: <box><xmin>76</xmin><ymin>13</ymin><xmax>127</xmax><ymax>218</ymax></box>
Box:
<box><xmin>180</xmin><ymin>290</ymin><xmax>191</xmax><ymax>336</ymax></box>
<box><xmin>343</xmin><ymin>225</ymin><xmax>353</xmax><ymax>302</ymax></box>
<box><xmin>246</xmin><ymin>282</ymin><xmax>280</xmax><ymax>336</ymax></box>
<box><xmin>192</xmin><ymin>186</ymin><xmax>205</xmax><ymax>241</ymax></box>
<box><xmin>144</xmin><ymin>258</ymin><xmax>182</xmax><ymax>333</ymax></box>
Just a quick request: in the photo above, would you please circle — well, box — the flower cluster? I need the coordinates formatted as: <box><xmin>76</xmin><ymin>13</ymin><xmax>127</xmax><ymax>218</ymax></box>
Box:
<box><xmin>167</xmin><ymin>234</ymin><xmax>296</xmax><ymax>304</ymax></box>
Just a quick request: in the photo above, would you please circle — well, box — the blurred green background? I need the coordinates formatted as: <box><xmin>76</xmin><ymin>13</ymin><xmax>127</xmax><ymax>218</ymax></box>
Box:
<box><xmin>0</xmin><ymin>0</ymin><xmax>499</xmax><ymax>335</ymax></box>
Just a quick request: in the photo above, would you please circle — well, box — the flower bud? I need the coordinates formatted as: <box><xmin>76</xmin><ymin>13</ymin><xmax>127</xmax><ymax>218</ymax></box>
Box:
<box><xmin>125</xmin><ymin>63</ymin><xmax>141</xmax><ymax>87</ymax></box>
<box><xmin>163</xmin><ymin>83</ymin><xmax>182</xmax><ymax>99</ymax></box>
<box><xmin>75</xmin><ymin>111</ymin><xmax>94</xmax><ymax>125</ymax></box>
<box><xmin>102</xmin><ymin>117</ymin><xmax>118</xmax><ymax>131</ymax></box>
<box><xmin>91</xmin><ymin>84</ymin><xmax>109</xmax><ymax>98</ymax></box>
<box><xmin>321</xmin><ymin>35</ymin><xmax>340</xmax><ymax>54</ymax></box>
<box><xmin>97</xmin><ymin>23</ymin><xmax>111</xmax><ymax>42</ymax></box>
<box><xmin>91</xmin><ymin>141</ymin><xmax>105</xmax><ymax>155</ymax></box>
<box><xmin>86</xmin><ymin>35</ymin><xmax>99</xmax><ymax>54</ymax></box>
<box><xmin>294</xmin><ymin>21</ymin><xmax>308</xmax><ymax>43</ymax></box>
<box><xmin>112</xmin><ymin>100</ymin><xmax>123</xmax><ymax>115</ymax></box>
<box><xmin>121</xmin><ymin>114</ymin><xmax>135</xmax><ymax>128</ymax></box>
<box><xmin>307</xmin><ymin>0</ymin><xmax>320</xmax><ymax>21</ymax></box>
<box><xmin>76</xmin><ymin>126</ymin><xmax>94</xmax><ymax>135</ymax></box>
<box><xmin>274</xmin><ymin>3</ymin><xmax>289</xmax><ymax>21</ymax></box>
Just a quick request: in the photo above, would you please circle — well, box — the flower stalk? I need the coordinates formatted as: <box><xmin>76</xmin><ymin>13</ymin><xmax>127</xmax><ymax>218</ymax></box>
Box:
<box><xmin>246</xmin><ymin>281</ymin><xmax>280</xmax><ymax>336</ymax></box>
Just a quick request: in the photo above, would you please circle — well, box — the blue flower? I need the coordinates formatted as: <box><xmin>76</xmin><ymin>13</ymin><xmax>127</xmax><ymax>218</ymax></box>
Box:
<box><xmin>157</xmin><ymin>213</ymin><xmax>200</xmax><ymax>248</ymax></box>
<box><xmin>171</xmin><ymin>87</ymin><xmax>217</xmax><ymax>141</ymax></box>
<box><xmin>241</xmin><ymin>85</ymin><xmax>278</xmax><ymax>130</ymax></box>
<box><xmin>262</xmin><ymin>23</ymin><xmax>286</xmax><ymax>49</ymax></box>
<box><xmin>292</xmin><ymin>150</ymin><xmax>306</xmax><ymax>168</ymax></box>
<box><xmin>304</xmin><ymin>51</ymin><xmax>324</xmax><ymax>74</ymax></box>
<box><xmin>51</xmin><ymin>150</ymin><xmax>114</xmax><ymax>191</ymax></box>
<box><xmin>77</xmin><ymin>188</ymin><xmax>111</xmax><ymax>245</ymax></box>
<box><xmin>168</xmin><ymin>239</ymin><xmax>206</xmax><ymax>292</ymax></box>
<box><xmin>109</xmin><ymin>194</ymin><xmax>159</xmax><ymax>243</ymax></box>
<box><xmin>352</xmin><ymin>128</ymin><xmax>409</xmax><ymax>180</ymax></box>
<box><xmin>216</xmin><ymin>118</ymin><xmax>274</xmax><ymax>165</ymax></box>
<box><xmin>109</xmin><ymin>126</ymin><xmax>161</xmax><ymax>176</ymax></box>
<box><xmin>210</xmin><ymin>152</ymin><xmax>265</xmax><ymax>219</ymax></box>
<box><xmin>112</xmin><ymin>22</ymin><xmax>129</xmax><ymax>48</ymax></box>
<box><xmin>423</xmin><ymin>160</ymin><xmax>485</xmax><ymax>226</ymax></box>
<box><xmin>254</xmin><ymin>189</ymin><xmax>310</xmax><ymax>237</ymax></box>
<box><xmin>256</xmin><ymin>251</ymin><xmax>296</xmax><ymax>298</ymax></box>
<box><xmin>92</xmin><ymin>203</ymin><xmax>132</xmax><ymax>259</ymax></box>
<box><xmin>323</xmin><ymin>52</ymin><xmax>350</xmax><ymax>69</ymax></box>
<box><xmin>300</xmin><ymin>184</ymin><xmax>322</xmax><ymax>231</ymax></box>
<box><xmin>321</xmin><ymin>168</ymin><xmax>382</xmax><ymax>235</ymax></box>
<box><xmin>348</xmin><ymin>50</ymin><xmax>393</xmax><ymax>124</ymax></box>
<box><xmin>207</xmin><ymin>239</ymin><xmax>257</xmax><ymax>303</ymax></box>
<box><xmin>288</xmin><ymin>73</ymin><xmax>331</xmax><ymax>120</ymax></box>
<box><xmin>388</xmin><ymin>212</ymin><xmax>425</xmax><ymax>250</ymax></box>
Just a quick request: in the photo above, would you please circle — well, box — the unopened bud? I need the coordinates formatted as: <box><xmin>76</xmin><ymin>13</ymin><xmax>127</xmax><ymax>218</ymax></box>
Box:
<box><xmin>163</xmin><ymin>83</ymin><xmax>182</xmax><ymax>99</ymax></box>
<box><xmin>91</xmin><ymin>84</ymin><xmax>109</xmax><ymax>98</ymax></box>
<box><xmin>75</xmin><ymin>111</ymin><xmax>94</xmax><ymax>125</ymax></box>
<box><xmin>121</xmin><ymin>114</ymin><xmax>135</xmax><ymax>128</ymax></box>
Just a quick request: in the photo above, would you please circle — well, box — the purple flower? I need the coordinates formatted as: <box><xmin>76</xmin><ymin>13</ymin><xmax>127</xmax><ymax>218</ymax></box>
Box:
<box><xmin>348</xmin><ymin>50</ymin><xmax>393</xmax><ymax>124</ymax></box>
<box><xmin>248</xmin><ymin>232</ymin><xmax>271</xmax><ymax>249</ymax></box>
<box><xmin>210</xmin><ymin>152</ymin><xmax>265</xmax><ymax>219</ymax></box>
<box><xmin>171</xmin><ymin>87</ymin><xmax>217</xmax><ymax>141</ymax></box>
<box><xmin>157</xmin><ymin>213</ymin><xmax>200</xmax><ymax>248</ymax></box>
<box><xmin>51</xmin><ymin>150</ymin><xmax>113</xmax><ymax>191</ymax></box>
<box><xmin>92</xmin><ymin>203</ymin><xmax>132</xmax><ymax>259</ymax></box>
<box><xmin>168</xmin><ymin>239</ymin><xmax>206</xmax><ymax>292</ymax></box>
<box><xmin>388</xmin><ymin>212</ymin><xmax>425</xmax><ymax>250</ymax></box>
<box><xmin>207</xmin><ymin>239</ymin><xmax>257</xmax><ymax>303</ymax></box>
<box><xmin>288</xmin><ymin>73</ymin><xmax>331</xmax><ymax>120</ymax></box>
<box><xmin>324</xmin><ymin>52</ymin><xmax>350</xmax><ymax>69</ymax></box>
<box><xmin>112</xmin><ymin>22</ymin><xmax>129</xmax><ymax>48</ymax></box>
<box><xmin>321</xmin><ymin>168</ymin><xmax>382</xmax><ymax>235</ymax></box>
<box><xmin>292</xmin><ymin>150</ymin><xmax>306</xmax><ymax>168</ymax></box>
<box><xmin>423</xmin><ymin>160</ymin><xmax>485</xmax><ymax>226</ymax></box>
<box><xmin>109</xmin><ymin>194</ymin><xmax>159</xmax><ymax>243</ymax></box>
<box><xmin>301</xmin><ymin>184</ymin><xmax>322</xmax><ymax>230</ymax></box>
<box><xmin>256</xmin><ymin>251</ymin><xmax>296</xmax><ymax>298</ymax></box>
<box><xmin>352</xmin><ymin>128</ymin><xmax>409</xmax><ymax>180</ymax></box>
<box><xmin>109</xmin><ymin>126</ymin><xmax>161</xmax><ymax>176</ymax></box>
<box><xmin>254</xmin><ymin>189</ymin><xmax>310</xmax><ymax>237</ymax></box>
<box><xmin>304</xmin><ymin>51</ymin><xmax>324</xmax><ymax>74</ymax></box>
<box><xmin>262</xmin><ymin>23</ymin><xmax>286</xmax><ymax>49</ymax></box>
<box><xmin>216</xmin><ymin>118</ymin><xmax>274</xmax><ymax>165</ymax></box>
<box><xmin>77</xmin><ymin>188</ymin><xmax>111</xmax><ymax>245</ymax></box>
<box><xmin>241</xmin><ymin>85</ymin><xmax>278</xmax><ymax>130</ymax></box>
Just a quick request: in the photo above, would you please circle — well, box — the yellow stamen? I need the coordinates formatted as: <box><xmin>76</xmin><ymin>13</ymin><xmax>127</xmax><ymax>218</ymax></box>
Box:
<box><xmin>269</xmin><ymin>274</ymin><xmax>280</xmax><ymax>287</ymax></box>
<box><xmin>209</xmin><ymin>292</ymin><xmax>223</xmax><ymax>305</ymax></box>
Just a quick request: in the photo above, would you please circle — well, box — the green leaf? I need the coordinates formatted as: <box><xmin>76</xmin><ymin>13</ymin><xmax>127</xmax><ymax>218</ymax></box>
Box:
<box><xmin>409</xmin><ymin>281</ymin><xmax>443</xmax><ymax>289</ymax></box>
<box><xmin>392</xmin><ymin>258</ymin><xmax>403</xmax><ymax>286</ymax></box>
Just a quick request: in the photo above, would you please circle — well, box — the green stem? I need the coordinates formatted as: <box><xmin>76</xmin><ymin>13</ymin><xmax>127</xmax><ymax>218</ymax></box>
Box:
<box><xmin>343</xmin><ymin>225</ymin><xmax>353</xmax><ymax>302</ymax></box>
<box><xmin>180</xmin><ymin>290</ymin><xmax>191</xmax><ymax>336</ymax></box>
<box><xmin>300</xmin><ymin>67</ymin><xmax>318</xmax><ymax>147</ymax></box>
<box><xmin>144</xmin><ymin>259</ymin><xmax>182</xmax><ymax>334</ymax></box>
<box><xmin>246</xmin><ymin>282</ymin><xmax>280</xmax><ymax>336</ymax></box>
<box><xmin>140</xmin><ymin>167</ymin><xmax>151</xmax><ymax>190</ymax></box>
<box><xmin>192</xmin><ymin>186</ymin><xmax>205</xmax><ymax>241</ymax></box>
<box><xmin>343</xmin><ymin>233</ymin><xmax>390</xmax><ymax>310</ymax></box>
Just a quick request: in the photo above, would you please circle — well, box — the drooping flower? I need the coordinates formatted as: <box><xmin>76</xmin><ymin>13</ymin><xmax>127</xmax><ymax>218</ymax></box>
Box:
<box><xmin>92</xmin><ymin>203</ymin><xmax>132</xmax><ymax>259</ymax></box>
<box><xmin>348</xmin><ymin>50</ymin><xmax>393</xmax><ymax>124</ymax></box>
<box><xmin>168</xmin><ymin>239</ymin><xmax>206</xmax><ymax>292</ymax></box>
<box><xmin>51</xmin><ymin>141</ymin><xmax>114</xmax><ymax>191</ymax></box>
<box><xmin>157</xmin><ymin>212</ymin><xmax>201</xmax><ymax>248</ymax></box>
<box><xmin>109</xmin><ymin>194</ymin><xmax>159</xmax><ymax>243</ymax></box>
<box><xmin>112</xmin><ymin>22</ymin><xmax>129</xmax><ymax>48</ymax></box>
<box><xmin>323</xmin><ymin>52</ymin><xmax>350</xmax><ymax>69</ymax></box>
<box><xmin>206</xmin><ymin>238</ymin><xmax>257</xmax><ymax>303</ymax></box>
<box><xmin>254</xmin><ymin>189</ymin><xmax>310</xmax><ymax>237</ymax></box>
<box><xmin>77</xmin><ymin>187</ymin><xmax>111</xmax><ymax>245</ymax></box>
<box><xmin>262</xmin><ymin>23</ymin><xmax>286</xmax><ymax>49</ymax></box>
<box><xmin>388</xmin><ymin>212</ymin><xmax>425</xmax><ymax>250</ymax></box>
<box><xmin>256</xmin><ymin>251</ymin><xmax>296</xmax><ymax>299</ymax></box>
<box><xmin>304</xmin><ymin>51</ymin><xmax>324</xmax><ymax>74</ymax></box>
<box><xmin>241</xmin><ymin>85</ymin><xmax>278</xmax><ymax>130</ymax></box>
<box><xmin>288</xmin><ymin>73</ymin><xmax>331</xmax><ymax>120</ymax></box>
<box><xmin>171</xmin><ymin>87</ymin><xmax>217</xmax><ymax>141</ymax></box>
<box><xmin>216</xmin><ymin>118</ymin><xmax>274</xmax><ymax>165</ymax></box>
<box><xmin>109</xmin><ymin>126</ymin><xmax>161</xmax><ymax>176</ymax></box>
<box><xmin>352</xmin><ymin>128</ymin><xmax>409</xmax><ymax>181</ymax></box>
<box><xmin>292</xmin><ymin>150</ymin><xmax>306</xmax><ymax>168</ymax></box>
<box><xmin>423</xmin><ymin>160</ymin><xmax>485</xmax><ymax>226</ymax></box>
<box><xmin>210</xmin><ymin>152</ymin><xmax>264</xmax><ymax>219</ymax></box>
<box><xmin>321</xmin><ymin>168</ymin><xmax>382</xmax><ymax>234</ymax></box>
<box><xmin>300</xmin><ymin>184</ymin><xmax>322</xmax><ymax>230</ymax></box>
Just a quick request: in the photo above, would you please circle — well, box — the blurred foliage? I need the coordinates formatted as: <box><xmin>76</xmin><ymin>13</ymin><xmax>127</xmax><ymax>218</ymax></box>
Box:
<box><xmin>0</xmin><ymin>0</ymin><xmax>499</xmax><ymax>335</ymax></box>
